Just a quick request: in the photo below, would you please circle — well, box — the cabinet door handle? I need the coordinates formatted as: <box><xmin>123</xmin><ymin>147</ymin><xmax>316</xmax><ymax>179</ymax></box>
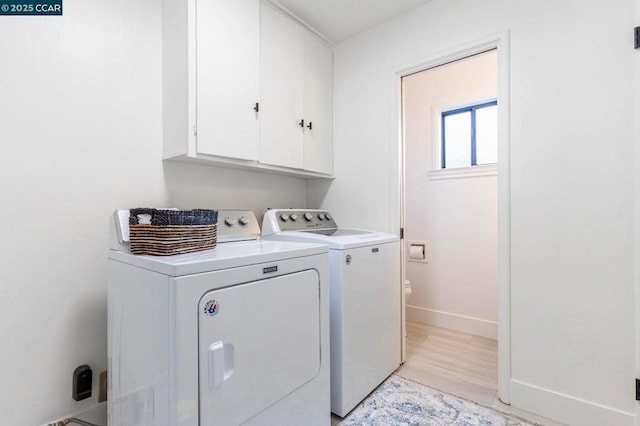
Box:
<box><xmin>306</xmin><ymin>122</ymin><xmax>313</xmax><ymax>130</ymax></box>
<box><xmin>299</xmin><ymin>119</ymin><xmax>304</xmax><ymax>128</ymax></box>
<box><xmin>253</xmin><ymin>102</ymin><xmax>259</xmax><ymax>113</ymax></box>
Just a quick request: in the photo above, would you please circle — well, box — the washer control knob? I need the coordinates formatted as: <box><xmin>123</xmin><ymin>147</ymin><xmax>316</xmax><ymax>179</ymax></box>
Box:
<box><xmin>290</xmin><ymin>214</ymin><xmax>298</xmax><ymax>221</ymax></box>
<box><xmin>303</xmin><ymin>212</ymin><xmax>313</xmax><ymax>221</ymax></box>
<box><xmin>324</xmin><ymin>213</ymin><xmax>331</xmax><ymax>220</ymax></box>
<box><xmin>238</xmin><ymin>216</ymin><xmax>249</xmax><ymax>226</ymax></box>
<box><xmin>317</xmin><ymin>213</ymin><xmax>324</xmax><ymax>220</ymax></box>
<box><xmin>224</xmin><ymin>217</ymin><xmax>236</xmax><ymax>226</ymax></box>
<box><xmin>280</xmin><ymin>213</ymin><xmax>289</xmax><ymax>221</ymax></box>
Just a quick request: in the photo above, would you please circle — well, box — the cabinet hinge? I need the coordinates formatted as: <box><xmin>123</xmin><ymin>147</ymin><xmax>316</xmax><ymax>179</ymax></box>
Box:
<box><xmin>635</xmin><ymin>27</ymin><xmax>640</xmax><ymax>49</ymax></box>
<box><xmin>400</xmin><ymin>228</ymin><xmax>404</xmax><ymax>239</ymax></box>
<box><xmin>193</xmin><ymin>125</ymin><xmax>197</xmax><ymax>136</ymax></box>
<box><xmin>636</xmin><ymin>378</ymin><xmax>640</xmax><ymax>400</ymax></box>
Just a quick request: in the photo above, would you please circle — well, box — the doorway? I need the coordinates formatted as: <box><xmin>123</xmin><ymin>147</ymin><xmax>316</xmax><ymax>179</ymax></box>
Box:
<box><xmin>393</xmin><ymin>33</ymin><xmax>510</xmax><ymax>404</ymax></box>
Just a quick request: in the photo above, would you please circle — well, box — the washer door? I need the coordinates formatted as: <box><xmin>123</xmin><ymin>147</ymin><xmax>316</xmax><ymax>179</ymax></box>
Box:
<box><xmin>198</xmin><ymin>269</ymin><xmax>321</xmax><ymax>425</ymax></box>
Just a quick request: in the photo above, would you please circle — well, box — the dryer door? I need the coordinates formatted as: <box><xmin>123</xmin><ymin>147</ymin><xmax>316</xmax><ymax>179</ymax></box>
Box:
<box><xmin>198</xmin><ymin>269</ymin><xmax>321</xmax><ymax>425</ymax></box>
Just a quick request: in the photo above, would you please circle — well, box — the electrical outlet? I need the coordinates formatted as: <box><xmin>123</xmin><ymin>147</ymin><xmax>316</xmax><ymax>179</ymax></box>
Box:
<box><xmin>98</xmin><ymin>370</ymin><xmax>108</xmax><ymax>402</ymax></box>
<box><xmin>72</xmin><ymin>365</ymin><xmax>92</xmax><ymax>401</ymax></box>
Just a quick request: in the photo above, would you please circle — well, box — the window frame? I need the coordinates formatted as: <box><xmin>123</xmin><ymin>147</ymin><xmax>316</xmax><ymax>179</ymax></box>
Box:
<box><xmin>441</xmin><ymin>99</ymin><xmax>497</xmax><ymax>169</ymax></box>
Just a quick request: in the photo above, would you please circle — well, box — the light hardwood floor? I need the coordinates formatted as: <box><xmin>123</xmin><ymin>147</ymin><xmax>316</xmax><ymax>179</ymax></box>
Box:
<box><xmin>397</xmin><ymin>321</ymin><xmax>499</xmax><ymax>405</ymax></box>
<box><xmin>395</xmin><ymin>321</ymin><xmax>566</xmax><ymax>426</ymax></box>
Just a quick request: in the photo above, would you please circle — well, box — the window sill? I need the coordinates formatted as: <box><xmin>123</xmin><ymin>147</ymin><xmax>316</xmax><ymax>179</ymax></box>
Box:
<box><xmin>428</xmin><ymin>164</ymin><xmax>497</xmax><ymax>180</ymax></box>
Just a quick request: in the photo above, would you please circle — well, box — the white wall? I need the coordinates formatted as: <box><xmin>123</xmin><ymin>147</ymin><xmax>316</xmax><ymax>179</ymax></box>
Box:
<box><xmin>0</xmin><ymin>1</ymin><xmax>306</xmax><ymax>424</ymax></box>
<box><xmin>309</xmin><ymin>0</ymin><xmax>638</xmax><ymax>424</ymax></box>
<box><xmin>404</xmin><ymin>52</ymin><xmax>498</xmax><ymax>339</ymax></box>
<box><xmin>164</xmin><ymin>161</ymin><xmax>306</xmax><ymax>217</ymax></box>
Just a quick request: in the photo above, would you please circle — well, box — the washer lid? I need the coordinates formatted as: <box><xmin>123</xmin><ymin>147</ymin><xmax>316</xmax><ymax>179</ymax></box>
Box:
<box><xmin>108</xmin><ymin>239</ymin><xmax>327</xmax><ymax>276</ymax></box>
<box><xmin>263</xmin><ymin>229</ymin><xmax>398</xmax><ymax>250</ymax></box>
<box><xmin>301</xmin><ymin>229</ymin><xmax>371</xmax><ymax>236</ymax></box>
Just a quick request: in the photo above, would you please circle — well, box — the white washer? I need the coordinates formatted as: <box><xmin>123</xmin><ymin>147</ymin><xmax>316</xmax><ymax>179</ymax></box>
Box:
<box><xmin>262</xmin><ymin>209</ymin><xmax>401</xmax><ymax>417</ymax></box>
<box><xmin>108</xmin><ymin>210</ymin><xmax>330</xmax><ymax>426</ymax></box>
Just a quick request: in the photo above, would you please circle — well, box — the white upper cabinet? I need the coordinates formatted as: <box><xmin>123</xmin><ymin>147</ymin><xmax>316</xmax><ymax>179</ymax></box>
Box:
<box><xmin>196</xmin><ymin>0</ymin><xmax>260</xmax><ymax>161</ymax></box>
<box><xmin>303</xmin><ymin>31</ymin><xmax>333</xmax><ymax>175</ymax></box>
<box><xmin>162</xmin><ymin>0</ymin><xmax>333</xmax><ymax>178</ymax></box>
<box><xmin>259</xmin><ymin>2</ymin><xmax>305</xmax><ymax>169</ymax></box>
<box><xmin>259</xmin><ymin>2</ymin><xmax>333</xmax><ymax>174</ymax></box>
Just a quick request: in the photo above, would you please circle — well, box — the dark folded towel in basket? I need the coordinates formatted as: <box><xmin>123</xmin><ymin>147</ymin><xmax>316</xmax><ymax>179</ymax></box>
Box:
<box><xmin>129</xmin><ymin>208</ymin><xmax>218</xmax><ymax>226</ymax></box>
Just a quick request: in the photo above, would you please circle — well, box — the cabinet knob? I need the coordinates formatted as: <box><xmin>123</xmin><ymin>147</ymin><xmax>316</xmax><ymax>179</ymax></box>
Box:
<box><xmin>299</xmin><ymin>119</ymin><xmax>304</xmax><ymax>128</ymax></box>
<box><xmin>306</xmin><ymin>122</ymin><xmax>313</xmax><ymax>130</ymax></box>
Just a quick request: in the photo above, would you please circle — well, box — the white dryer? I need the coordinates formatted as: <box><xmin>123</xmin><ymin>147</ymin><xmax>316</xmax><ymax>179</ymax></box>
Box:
<box><xmin>262</xmin><ymin>209</ymin><xmax>401</xmax><ymax>417</ymax></box>
<box><xmin>108</xmin><ymin>210</ymin><xmax>330</xmax><ymax>426</ymax></box>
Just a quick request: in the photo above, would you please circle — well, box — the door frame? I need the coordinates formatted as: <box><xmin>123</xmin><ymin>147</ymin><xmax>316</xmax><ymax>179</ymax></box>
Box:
<box><xmin>390</xmin><ymin>31</ymin><xmax>511</xmax><ymax>403</ymax></box>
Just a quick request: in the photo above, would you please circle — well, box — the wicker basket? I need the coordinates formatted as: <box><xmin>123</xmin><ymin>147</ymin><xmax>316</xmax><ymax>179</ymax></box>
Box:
<box><xmin>128</xmin><ymin>208</ymin><xmax>218</xmax><ymax>256</ymax></box>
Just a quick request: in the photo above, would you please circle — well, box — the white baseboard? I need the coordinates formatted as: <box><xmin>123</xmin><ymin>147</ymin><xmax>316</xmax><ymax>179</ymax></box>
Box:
<box><xmin>406</xmin><ymin>305</ymin><xmax>497</xmax><ymax>339</ymax></box>
<box><xmin>511</xmin><ymin>379</ymin><xmax>635</xmax><ymax>426</ymax></box>
<box><xmin>43</xmin><ymin>402</ymin><xmax>106</xmax><ymax>426</ymax></box>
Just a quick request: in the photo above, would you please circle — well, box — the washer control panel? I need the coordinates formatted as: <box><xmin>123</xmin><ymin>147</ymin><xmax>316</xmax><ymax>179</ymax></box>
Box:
<box><xmin>265</xmin><ymin>209</ymin><xmax>337</xmax><ymax>233</ymax></box>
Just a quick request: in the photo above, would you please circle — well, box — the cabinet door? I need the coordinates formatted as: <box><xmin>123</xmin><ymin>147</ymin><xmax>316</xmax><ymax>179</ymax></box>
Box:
<box><xmin>303</xmin><ymin>32</ymin><xmax>333</xmax><ymax>174</ymax></box>
<box><xmin>196</xmin><ymin>0</ymin><xmax>260</xmax><ymax>161</ymax></box>
<box><xmin>259</xmin><ymin>2</ymin><xmax>305</xmax><ymax>169</ymax></box>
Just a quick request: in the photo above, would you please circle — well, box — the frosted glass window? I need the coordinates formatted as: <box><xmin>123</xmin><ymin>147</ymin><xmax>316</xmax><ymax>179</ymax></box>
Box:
<box><xmin>441</xmin><ymin>100</ymin><xmax>497</xmax><ymax>169</ymax></box>
<box><xmin>476</xmin><ymin>105</ymin><xmax>497</xmax><ymax>164</ymax></box>
<box><xmin>442</xmin><ymin>112</ymin><xmax>471</xmax><ymax>169</ymax></box>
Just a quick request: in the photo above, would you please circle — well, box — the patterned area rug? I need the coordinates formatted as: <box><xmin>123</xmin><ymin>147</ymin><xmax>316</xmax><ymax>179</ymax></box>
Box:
<box><xmin>339</xmin><ymin>375</ymin><xmax>538</xmax><ymax>426</ymax></box>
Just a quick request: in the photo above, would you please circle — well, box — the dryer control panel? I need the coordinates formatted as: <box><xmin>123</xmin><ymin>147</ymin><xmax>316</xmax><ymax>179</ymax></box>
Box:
<box><xmin>262</xmin><ymin>209</ymin><xmax>337</xmax><ymax>234</ymax></box>
<box><xmin>217</xmin><ymin>210</ymin><xmax>261</xmax><ymax>242</ymax></box>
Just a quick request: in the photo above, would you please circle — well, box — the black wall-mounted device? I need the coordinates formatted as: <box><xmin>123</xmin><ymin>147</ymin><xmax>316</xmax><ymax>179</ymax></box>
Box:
<box><xmin>72</xmin><ymin>365</ymin><xmax>93</xmax><ymax>401</ymax></box>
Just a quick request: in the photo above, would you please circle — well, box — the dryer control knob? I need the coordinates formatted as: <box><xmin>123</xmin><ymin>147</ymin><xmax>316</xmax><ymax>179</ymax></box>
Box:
<box><xmin>238</xmin><ymin>216</ymin><xmax>249</xmax><ymax>226</ymax></box>
<box><xmin>280</xmin><ymin>213</ymin><xmax>289</xmax><ymax>221</ymax></box>
<box><xmin>317</xmin><ymin>213</ymin><xmax>324</xmax><ymax>220</ymax></box>
<box><xmin>324</xmin><ymin>214</ymin><xmax>331</xmax><ymax>220</ymax></box>
<box><xmin>303</xmin><ymin>213</ymin><xmax>313</xmax><ymax>221</ymax></box>
<box><xmin>224</xmin><ymin>217</ymin><xmax>236</xmax><ymax>226</ymax></box>
<box><xmin>290</xmin><ymin>214</ymin><xmax>298</xmax><ymax>221</ymax></box>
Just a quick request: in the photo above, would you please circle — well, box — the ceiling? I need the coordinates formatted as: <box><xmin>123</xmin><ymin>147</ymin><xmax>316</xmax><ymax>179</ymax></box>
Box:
<box><xmin>275</xmin><ymin>0</ymin><xmax>435</xmax><ymax>43</ymax></box>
